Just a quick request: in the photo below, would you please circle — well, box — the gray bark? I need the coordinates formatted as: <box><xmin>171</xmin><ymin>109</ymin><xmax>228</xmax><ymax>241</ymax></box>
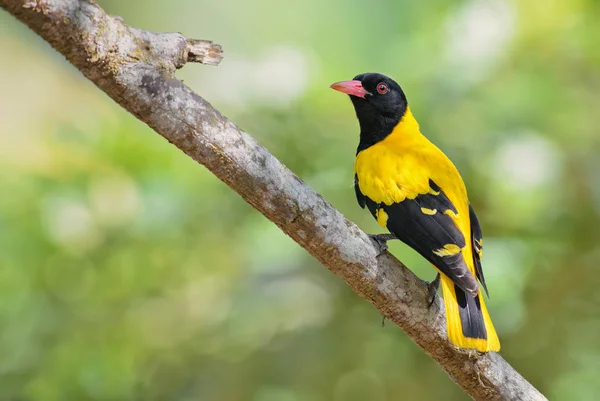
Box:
<box><xmin>1</xmin><ymin>1</ymin><xmax>547</xmax><ymax>400</ymax></box>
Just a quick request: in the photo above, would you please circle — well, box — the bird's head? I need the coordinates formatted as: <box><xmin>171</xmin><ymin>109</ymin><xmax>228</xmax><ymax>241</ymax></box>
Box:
<box><xmin>330</xmin><ymin>73</ymin><xmax>408</xmax><ymax>148</ymax></box>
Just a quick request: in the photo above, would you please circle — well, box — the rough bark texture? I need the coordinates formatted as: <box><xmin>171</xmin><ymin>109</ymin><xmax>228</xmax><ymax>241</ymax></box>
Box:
<box><xmin>1</xmin><ymin>1</ymin><xmax>546</xmax><ymax>400</ymax></box>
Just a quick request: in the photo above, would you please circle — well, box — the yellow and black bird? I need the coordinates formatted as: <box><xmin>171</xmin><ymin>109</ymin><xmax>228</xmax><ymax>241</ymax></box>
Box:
<box><xmin>330</xmin><ymin>73</ymin><xmax>500</xmax><ymax>352</ymax></box>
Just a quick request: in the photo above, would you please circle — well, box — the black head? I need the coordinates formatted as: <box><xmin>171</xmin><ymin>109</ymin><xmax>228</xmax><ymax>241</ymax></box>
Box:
<box><xmin>331</xmin><ymin>73</ymin><xmax>408</xmax><ymax>151</ymax></box>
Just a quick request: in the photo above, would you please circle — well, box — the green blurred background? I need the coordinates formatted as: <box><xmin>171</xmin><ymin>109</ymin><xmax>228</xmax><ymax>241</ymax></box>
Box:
<box><xmin>1</xmin><ymin>0</ymin><xmax>599</xmax><ymax>399</ymax></box>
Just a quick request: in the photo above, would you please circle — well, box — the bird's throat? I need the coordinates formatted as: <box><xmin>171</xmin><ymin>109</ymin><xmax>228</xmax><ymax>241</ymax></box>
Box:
<box><xmin>356</xmin><ymin>107</ymin><xmax>416</xmax><ymax>153</ymax></box>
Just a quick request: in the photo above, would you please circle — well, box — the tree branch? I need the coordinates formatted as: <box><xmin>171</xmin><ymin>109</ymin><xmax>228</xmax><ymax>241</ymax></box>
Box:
<box><xmin>1</xmin><ymin>1</ymin><xmax>546</xmax><ymax>400</ymax></box>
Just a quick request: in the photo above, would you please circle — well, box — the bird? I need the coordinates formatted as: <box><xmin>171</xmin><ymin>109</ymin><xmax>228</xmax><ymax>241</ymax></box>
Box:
<box><xmin>330</xmin><ymin>73</ymin><xmax>500</xmax><ymax>352</ymax></box>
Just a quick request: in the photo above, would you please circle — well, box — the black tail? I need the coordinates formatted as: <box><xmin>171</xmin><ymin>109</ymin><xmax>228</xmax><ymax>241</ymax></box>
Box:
<box><xmin>455</xmin><ymin>284</ymin><xmax>487</xmax><ymax>339</ymax></box>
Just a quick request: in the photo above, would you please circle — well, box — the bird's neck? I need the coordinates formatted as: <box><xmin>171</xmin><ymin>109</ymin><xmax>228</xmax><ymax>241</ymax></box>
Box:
<box><xmin>356</xmin><ymin>107</ymin><xmax>420</xmax><ymax>153</ymax></box>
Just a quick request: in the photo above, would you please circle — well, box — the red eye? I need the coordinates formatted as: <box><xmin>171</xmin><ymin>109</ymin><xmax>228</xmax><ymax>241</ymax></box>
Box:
<box><xmin>377</xmin><ymin>83</ymin><xmax>388</xmax><ymax>94</ymax></box>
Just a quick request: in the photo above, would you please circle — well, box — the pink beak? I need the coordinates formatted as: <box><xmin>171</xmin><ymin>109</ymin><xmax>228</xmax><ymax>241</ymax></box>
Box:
<box><xmin>330</xmin><ymin>80</ymin><xmax>370</xmax><ymax>98</ymax></box>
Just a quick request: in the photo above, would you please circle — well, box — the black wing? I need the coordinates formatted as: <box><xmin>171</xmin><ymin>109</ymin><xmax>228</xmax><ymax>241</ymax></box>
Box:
<box><xmin>469</xmin><ymin>204</ymin><xmax>489</xmax><ymax>297</ymax></box>
<box><xmin>358</xmin><ymin>177</ymin><xmax>479</xmax><ymax>296</ymax></box>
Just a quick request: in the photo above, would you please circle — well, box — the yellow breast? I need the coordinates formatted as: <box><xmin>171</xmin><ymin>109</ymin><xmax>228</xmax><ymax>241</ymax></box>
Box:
<box><xmin>355</xmin><ymin>144</ymin><xmax>430</xmax><ymax>205</ymax></box>
<box><xmin>354</xmin><ymin>107</ymin><xmax>439</xmax><ymax>205</ymax></box>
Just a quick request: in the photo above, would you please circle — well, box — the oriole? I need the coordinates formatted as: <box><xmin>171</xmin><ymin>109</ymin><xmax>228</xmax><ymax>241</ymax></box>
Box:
<box><xmin>330</xmin><ymin>73</ymin><xmax>500</xmax><ymax>352</ymax></box>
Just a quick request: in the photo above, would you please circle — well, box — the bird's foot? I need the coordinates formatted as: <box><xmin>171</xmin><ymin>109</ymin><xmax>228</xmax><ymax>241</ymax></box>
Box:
<box><xmin>427</xmin><ymin>273</ymin><xmax>441</xmax><ymax>308</ymax></box>
<box><xmin>368</xmin><ymin>233</ymin><xmax>397</xmax><ymax>256</ymax></box>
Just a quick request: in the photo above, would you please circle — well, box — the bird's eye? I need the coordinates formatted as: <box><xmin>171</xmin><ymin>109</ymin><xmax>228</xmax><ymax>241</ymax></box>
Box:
<box><xmin>377</xmin><ymin>83</ymin><xmax>388</xmax><ymax>95</ymax></box>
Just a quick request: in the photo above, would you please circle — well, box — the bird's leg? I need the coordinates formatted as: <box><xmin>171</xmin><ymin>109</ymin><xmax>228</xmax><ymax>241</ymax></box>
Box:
<box><xmin>427</xmin><ymin>273</ymin><xmax>441</xmax><ymax>308</ymax></box>
<box><xmin>368</xmin><ymin>233</ymin><xmax>397</xmax><ymax>256</ymax></box>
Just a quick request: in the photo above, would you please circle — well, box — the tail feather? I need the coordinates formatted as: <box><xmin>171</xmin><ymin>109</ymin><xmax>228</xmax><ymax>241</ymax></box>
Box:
<box><xmin>456</xmin><ymin>286</ymin><xmax>486</xmax><ymax>339</ymax></box>
<box><xmin>441</xmin><ymin>274</ymin><xmax>500</xmax><ymax>352</ymax></box>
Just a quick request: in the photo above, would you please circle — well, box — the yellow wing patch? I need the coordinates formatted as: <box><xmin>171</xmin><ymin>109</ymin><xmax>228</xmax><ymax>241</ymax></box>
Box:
<box><xmin>433</xmin><ymin>244</ymin><xmax>463</xmax><ymax>257</ymax></box>
<box><xmin>375</xmin><ymin>208</ymin><xmax>388</xmax><ymax>227</ymax></box>
<box><xmin>420</xmin><ymin>207</ymin><xmax>437</xmax><ymax>215</ymax></box>
<box><xmin>474</xmin><ymin>238</ymin><xmax>483</xmax><ymax>258</ymax></box>
<box><xmin>444</xmin><ymin>209</ymin><xmax>460</xmax><ymax>219</ymax></box>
